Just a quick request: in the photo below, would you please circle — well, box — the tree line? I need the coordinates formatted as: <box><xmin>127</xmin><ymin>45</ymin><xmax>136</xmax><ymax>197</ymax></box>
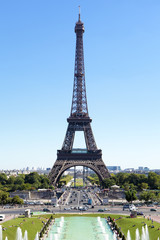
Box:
<box><xmin>89</xmin><ymin>172</ymin><xmax>160</xmax><ymax>203</ymax></box>
<box><xmin>0</xmin><ymin>172</ymin><xmax>53</xmax><ymax>192</ymax></box>
<box><xmin>102</xmin><ymin>172</ymin><xmax>160</xmax><ymax>190</ymax></box>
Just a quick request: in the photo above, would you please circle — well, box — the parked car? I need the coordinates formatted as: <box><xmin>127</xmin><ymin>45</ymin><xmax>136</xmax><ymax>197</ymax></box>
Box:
<box><xmin>129</xmin><ymin>204</ymin><xmax>137</xmax><ymax>211</ymax></box>
<box><xmin>43</xmin><ymin>208</ymin><xmax>50</xmax><ymax>212</ymax></box>
<box><xmin>104</xmin><ymin>208</ymin><xmax>110</xmax><ymax>211</ymax></box>
<box><xmin>0</xmin><ymin>214</ymin><xmax>5</xmax><ymax>221</ymax></box>
<box><xmin>64</xmin><ymin>208</ymin><xmax>69</xmax><ymax>211</ymax></box>
<box><xmin>137</xmin><ymin>211</ymin><xmax>144</xmax><ymax>215</ymax></box>
<box><xmin>123</xmin><ymin>204</ymin><xmax>130</xmax><ymax>211</ymax></box>
<box><xmin>98</xmin><ymin>209</ymin><xmax>104</xmax><ymax>212</ymax></box>
<box><xmin>150</xmin><ymin>208</ymin><xmax>157</xmax><ymax>211</ymax></box>
<box><xmin>123</xmin><ymin>204</ymin><xmax>137</xmax><ymax>211</ymax></box>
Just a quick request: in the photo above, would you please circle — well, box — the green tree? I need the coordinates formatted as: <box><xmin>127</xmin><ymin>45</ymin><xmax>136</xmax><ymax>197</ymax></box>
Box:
<box><xmin>25</xmin><ymin>172</ymin><xmax>41</xmax><ymax>185</ymax></box>
<box><xmin>15</xmin><ymin>175</ymin><xmax>25</xmax><ymax>185</ymax></box>
<box><xmin>125</xmin><ymin>190</ymin><xmax>137</xmax><ymax>203</ymax></box>
<box><xmin>103</xmin><ymin>178</ymin><xmax>116</xmax><ymax>188</ymax></box>
<box><xmin>148</xmin><ymin>172</ymin><xmax>160</xmax><ymax>189</ymax></box>
<box><xmin>115</xmin><ymin>172</ymin><xmax>129</xmax><ymax>186</ymax></box>
<box><xmin>21</xmin><ymin>183</ymin><xmax>32</xmax><ymax>190</ymax></box>
<box><xmin>11</xmin><ymin>195</ymin><xmax>24</xmax><ymax>205</ymax></box>
<box><xmin>139</xmin><ymin>191</ymin><xmax>156</xmax><ymax>203</ymax></box>
<box><xmin>127</xmin><ymin>173</ymin><xmax>140</xmax><ymax>186</ymax></box>
<box><xmin>0</xmin><ymin>191</ymin><xmax>9</xmax><ymax>204</ymax></box>
<box><xmin>7</xmin><ymin>176</ymin><xmax>15</xmax><ymax>185</ymax></box>
<box><xmin>0</xmin><ymin>173</ymin><xmax>8</xmax><ymax>185</ymax></box>
<box><xmin>138</xmin><ymin>182</ymin><xmax>149</xmax><ymax>190</ymax></box>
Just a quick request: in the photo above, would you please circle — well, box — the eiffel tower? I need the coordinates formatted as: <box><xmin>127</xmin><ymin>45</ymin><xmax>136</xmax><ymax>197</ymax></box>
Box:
<box><xmin>49</xmin><ymin>11</ymin><xmax>110</xmax><ymax>186</ymax></box>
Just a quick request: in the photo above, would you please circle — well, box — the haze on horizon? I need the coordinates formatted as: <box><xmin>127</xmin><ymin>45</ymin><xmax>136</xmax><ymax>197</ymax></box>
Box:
<box><xmin>0</xmin><ymin>1</ymin><xmax>160</xmax><ymax>170</ymax></box>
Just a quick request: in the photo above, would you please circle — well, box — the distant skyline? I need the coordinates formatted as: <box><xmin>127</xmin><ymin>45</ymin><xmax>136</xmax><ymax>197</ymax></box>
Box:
<box><xmin>0</xmin><ymin>1</ymin><xmax>160</xmax><ymax>170</ymax></box>
<box><xmin>0</xmin><ymin>165</ymin><xmax>157</xmax><ymax>171</ymax></box>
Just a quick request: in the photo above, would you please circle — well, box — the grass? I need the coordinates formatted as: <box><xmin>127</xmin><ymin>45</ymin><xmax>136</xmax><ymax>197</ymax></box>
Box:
<box><xmin>71</xmin><ymin>178</ymin><xmax>83</xmax><ymax>187</ymax></box>
<box><xmin>1</xmin><ymin>213</ymin><xmax>160</xmax><ymax>240</ymax></box>
<box><xmin>116</xmin><ymin>216</ymin><xmax>160</xmax><ymax>240</ymax></box>
<box><xmin>0</xmin><ymin>215</ymin><xmax>49</xmax><ymax>240</ymax></box>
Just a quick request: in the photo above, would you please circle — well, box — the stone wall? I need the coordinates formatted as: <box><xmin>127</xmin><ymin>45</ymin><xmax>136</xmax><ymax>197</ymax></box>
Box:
<box><xmin>9</xmin><ymin>190</ymin><xmax>56</xmax><ymax>200</ymax></box>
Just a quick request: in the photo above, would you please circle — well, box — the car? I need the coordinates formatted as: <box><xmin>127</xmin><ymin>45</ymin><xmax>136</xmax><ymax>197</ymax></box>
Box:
<box><xmin>78</xmin><ymin>206</ymin><xmax>83</xmax><ymax>210</ymax></box>
<box><xmin>43</xmin><ymin>208</ymin><xmax>50</xmax><ymax>212</ymax></box>
<box><xmin>129</xmin><ymin>205</ymin><xmax>137</xmax><ymax>211</ymax></box>
<box><xmin>150</xmin><ymin>208</ymin><xmax>157</xmax><ymax>211</ymax></box>
<box><xmin>79</xmin><ymin>207</ymin><xmax>87</xmax><ymax>211</ymax></box>
<box><xmin>98</xmin><ymin>209</ymin><xmax>104</xmax><ymax>212</ymax></box>
<box><xmin>0</xmin><ymin>214</ymin><xmax>5</xmax><ymax>221</ymax></box>
<box><xmin>104</xmin><ymin>208</ymin><xmax>110</xmax><ymax>211</ymax></box>
<box><xmin>3</xmin><ymin>205</ymin><xmax>12</xmax><ymax>209</ymax></box>
<box><xmin>137</xmin><ymin>211</ymin><xmax>144</xmax><ymax>215</ymax></box>
<box><xmin>64</xmin><ymin>207</ymin><xmax>71</xmax><ymax>211</ymax></box>
<box><xmin>123</xmin><ymin>204</ymin><xmax>130</xmax><ymax>211</ymax></box>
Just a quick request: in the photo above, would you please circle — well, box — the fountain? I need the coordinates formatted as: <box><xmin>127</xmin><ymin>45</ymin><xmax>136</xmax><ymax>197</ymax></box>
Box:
<box><xmin>0</xmin><ymin>225</ymin><xmax>2</xmax><ymax>240</ymax></box>
<box><xmin>141</xmin><ymin>225</ymin><xmax>149</xmax><ymax>240</ymax></box>
<box><xmin>135</xmin><ymin>228</ymin><xmax>140</xmax><ymax>240</ymax></box>
<box><xmin>123</xmin><ymin>224</ymin><xmax>156</xmax><ymax>240</ymax></box>
<box><xmin>34</xmin><ymin>232</ymin><xmax>39</xmax><ymax>240</ymax></box>
<box><xmin>97</xmin><ymin>217</ymin><xmax>106</xmax><ymax>234</ymax></box>
<box><xmin>57</xmin><ymin>227</ymin><xmax>61</xmax><ymax>233</ymax></box>
<box><xmin>15</xmin><ymin>227</ymin><xmax>29</xmax><ymax>240</ymax></box>
<box><xmin>23</xmin><ymin>230</ymin><xmax>28</xmax><ymax>240</ymax></box>
<box><xmin>59</xmin><ymin>221</ymin><xmax>63</xmax><ymax>228</ymax></box>
<box><xmin>145</xmin><ymin>225</ymin><xmax>149</xmax><ymax>240</ymax></box>
<box><xmin>101</xmin><ymin>225</ymin><xmax>106</xmax><ymax>234</ymax></box>
<box><xmin>54</xmin><ymin>233</ymin><xmax>59</xmax><ymax>240</ymax></box>
<box><xmin>103</xmin><ymin>233</ymin><xmax>109</xmax><ymax>240</ymax></box>
<box><xmin>5</xmin><ymin>237</ymin><xmax>8</xmax><ymax>240</ymax></box>
<box><xmin>16</xmin><ymin>227</ymin><xmax>23</xmax><ymax>240</ymax></box>
<box><xmin>127</xmin><ymin>230</ymin><xmax>131</xmax><ymax>240</ymax></box>
<box><xmin>113</xmin><ymin>232</ymin><xmax>117</xmax><ymax>240</ymax></box>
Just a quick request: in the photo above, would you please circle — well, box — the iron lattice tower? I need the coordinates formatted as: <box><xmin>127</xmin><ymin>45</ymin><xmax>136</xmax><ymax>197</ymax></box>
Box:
<box><xmin>49</xmin><ymin>12</ymin><xmax>110</xmax><ymax>185</ymax></box>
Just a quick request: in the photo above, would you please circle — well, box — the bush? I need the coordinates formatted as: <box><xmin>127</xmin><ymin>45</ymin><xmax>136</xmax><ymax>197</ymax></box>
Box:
<box><xmin>114</xmin><ymin>224</ymin><xmax>118</xmax><ymax>230</ymax></box>
<box><xmin>122</xmin><ymin>235</ymin><xmax>126</xmax><ymax>240</ymax></box>
<box><xmin>119</xmin><ymin>231</ymin><xmax>123</xmax><ymax>238</ymax></box>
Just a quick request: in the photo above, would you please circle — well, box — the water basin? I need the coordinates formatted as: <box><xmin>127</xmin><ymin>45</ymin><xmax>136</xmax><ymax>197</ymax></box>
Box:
<box><xmin>46</xmin><ymin>216</ymin><xmax>114</xmax><ymax>240</ymax></box>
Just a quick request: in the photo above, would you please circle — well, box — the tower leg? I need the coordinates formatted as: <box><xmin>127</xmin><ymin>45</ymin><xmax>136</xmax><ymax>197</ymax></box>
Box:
<box><xmin>83</xmin><ymin>166</ymin><xmax>85</xmax><ymax>187</ymax></box>
<box><xmin>86</xmin><ymin>167</ymin><xmax>88</xmax><ymax>186</ymax></box>
<box><xmin>74</xmin><ymin>166</ymin><xmax>76</xmax><ymax>187</ymax></box>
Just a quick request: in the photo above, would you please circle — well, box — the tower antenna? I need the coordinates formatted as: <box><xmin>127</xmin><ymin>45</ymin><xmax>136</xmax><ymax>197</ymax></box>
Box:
<box><xmin>78</xmin><ymin>6</ymin><xmax>81</xmax><ymax>21</ymax></box>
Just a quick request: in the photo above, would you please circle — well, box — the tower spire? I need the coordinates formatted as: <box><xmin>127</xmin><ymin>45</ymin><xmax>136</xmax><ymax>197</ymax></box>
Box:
<box><xmin>78</xmin><ymin>6</ymin><xmax>81</xmax><ymax>21</ymax></box>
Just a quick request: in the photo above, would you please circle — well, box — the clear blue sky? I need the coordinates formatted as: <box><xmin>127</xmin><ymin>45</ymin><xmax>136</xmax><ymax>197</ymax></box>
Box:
<box><xmin>0</xmin><ymin>1</ymin><xmax>160</xmax><ymax>170</ymax></box>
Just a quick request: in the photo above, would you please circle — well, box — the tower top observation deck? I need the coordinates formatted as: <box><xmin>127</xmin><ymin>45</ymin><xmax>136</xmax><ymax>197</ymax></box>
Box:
<box><xmin>75</xmin><ymin>7</ymin><xmax>85</xmax><ymax>33</ymax></box>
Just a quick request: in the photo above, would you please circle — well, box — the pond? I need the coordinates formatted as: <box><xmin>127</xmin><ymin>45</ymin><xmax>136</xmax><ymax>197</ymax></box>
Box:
<box><xmin>46</xmin><ymin>216</ymin><xmax>115</xmax><ymax>240</ymax></box>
